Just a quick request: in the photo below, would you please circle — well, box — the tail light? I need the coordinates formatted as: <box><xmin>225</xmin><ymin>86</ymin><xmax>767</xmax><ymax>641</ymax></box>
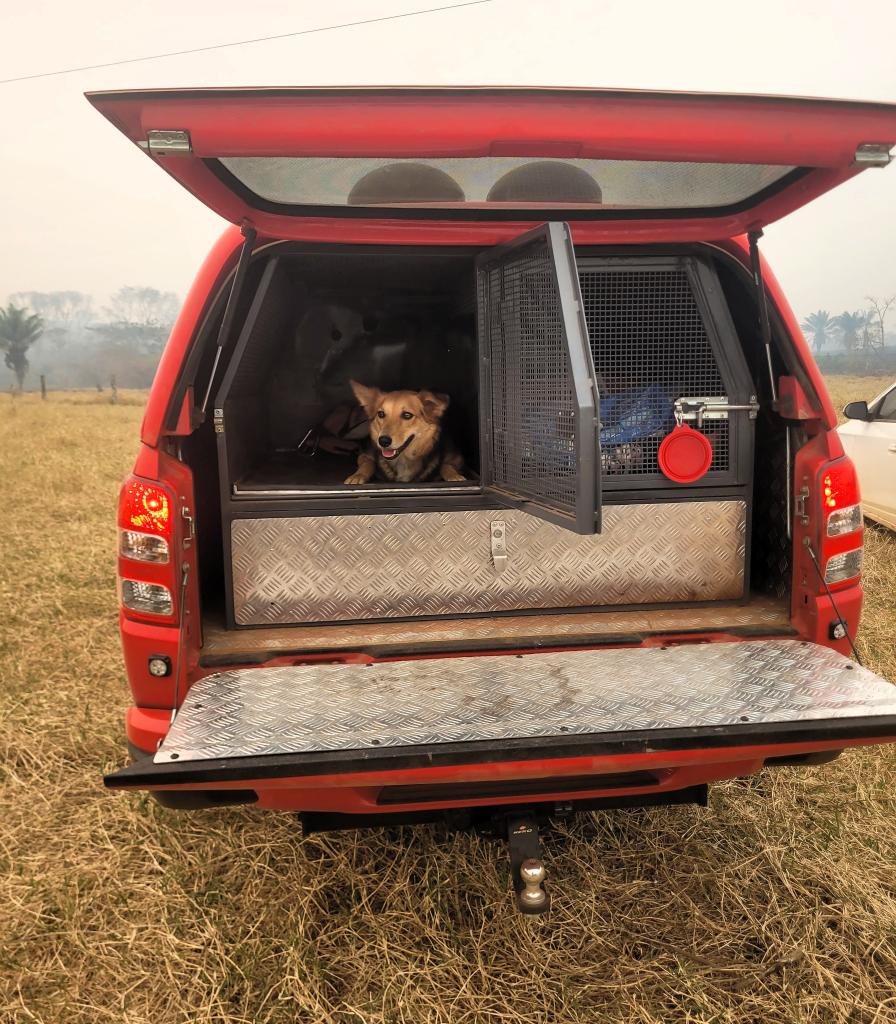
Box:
<box><xmin>118</xmin><ymin>477</ymin><xmax>177</xmax><ymax>620</ymax></box>
<box><xmin>816</xmin><ymin>457</ymin><xmax>863</xmax><ymax>589</ymax></box>
<box><xmin>823</xmin><ymin>548</ymin><xmax>863</xmax><ymax>585</ymax></box>
<box><xmin>119</xmin><ymin>578</ymin><xmax>174</xmax><ymax>616</ymax></box>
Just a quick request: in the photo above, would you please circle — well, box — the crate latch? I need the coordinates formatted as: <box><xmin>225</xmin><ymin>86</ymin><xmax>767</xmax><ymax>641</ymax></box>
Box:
<box><xmin>675</xmin><ymin>397</ymin><xmax>760</xmax><ymax>427</ymax></box>
<box><xmin>490</xmin><ymin>520</ymin><xmax>508</xmax><ymax>574</ymax></box>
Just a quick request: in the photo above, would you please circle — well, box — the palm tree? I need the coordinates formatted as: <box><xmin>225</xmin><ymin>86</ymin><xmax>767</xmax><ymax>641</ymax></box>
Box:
<box><xmin>800</xmin><ymin>310</ymin><xmax>835</xmax><ymax>352</ymax></box>
<box><xmin>833</xmin><ymin>310</ymin><xmax>867</xmax><ymax>352</ymax></box>
<box><xmin>0</xmin><ymin>304</ymin><xmax>44</xmax><ymax>390</ymax></box>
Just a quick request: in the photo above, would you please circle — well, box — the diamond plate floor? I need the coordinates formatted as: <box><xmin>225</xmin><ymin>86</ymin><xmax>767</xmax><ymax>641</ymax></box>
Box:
<box><xmin>156</xmin><ymin>640</ymin><xmax>896</xmax><ymax>764</ymax></box>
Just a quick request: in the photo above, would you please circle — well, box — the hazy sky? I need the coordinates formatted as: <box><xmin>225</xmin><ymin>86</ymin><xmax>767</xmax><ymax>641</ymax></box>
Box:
<box><xmin>2</xmin><ymin>0</ymin><xmax>895</xmax><ymax>319</ymax></box>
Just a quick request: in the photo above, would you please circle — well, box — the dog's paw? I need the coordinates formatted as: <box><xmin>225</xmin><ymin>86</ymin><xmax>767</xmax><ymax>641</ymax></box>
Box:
<box><xmin>344</xmin><ymin>472</ymin><xmax>371</xmax><ymax>485</ymax></box>
<box><xmin>441</xmin><ymin>467</ymin><xmax>467</xmax><ymax>482</ymax></box>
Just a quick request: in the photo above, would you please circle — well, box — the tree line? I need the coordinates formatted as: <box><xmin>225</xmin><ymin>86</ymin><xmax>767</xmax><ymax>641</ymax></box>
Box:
<box><xmin>3</xmin><ymin>286</ymin><xmax>894</xmax><ymax>393</ymax></box>
<box><xmin>800</xmin><ymin>297</ymin><xmax>894</xmax><ymax>352</ymax></box>
<box><xmin>0</xmin><ymin>287</ymin><xmax>179</xmax><ymax>391</ymax></box>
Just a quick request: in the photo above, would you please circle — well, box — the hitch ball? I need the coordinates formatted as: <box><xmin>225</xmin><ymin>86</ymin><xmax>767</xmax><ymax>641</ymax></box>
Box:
<box><xmin>519</xmin><ymin>858</ymin><xmax>547</xmax><ymax>910</ymax></box>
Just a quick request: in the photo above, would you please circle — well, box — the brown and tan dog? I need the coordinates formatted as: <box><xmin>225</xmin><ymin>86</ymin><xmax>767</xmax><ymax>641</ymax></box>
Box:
<box><xmin>344</xmin><ymin>380</ymin><xmax>466</xmax><ymax>484</ymax></box>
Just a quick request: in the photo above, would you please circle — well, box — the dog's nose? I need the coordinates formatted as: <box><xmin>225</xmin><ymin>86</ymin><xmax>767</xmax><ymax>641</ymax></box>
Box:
<box><xmin>378</xmin><ymin>435</ymin><xmax>392</xmax><ymax>448</ymax></box>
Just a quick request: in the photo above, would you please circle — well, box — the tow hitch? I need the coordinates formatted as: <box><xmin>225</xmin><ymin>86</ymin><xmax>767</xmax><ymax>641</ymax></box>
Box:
<box><xmin>298</xmin><ymin>787</ymin><xmax>712</xmax><ymax>915</ymax></box>
<box><xmin>507</xmin><ymin>814</ymin><xmax>550</xmax><ymax>914</ymax></box>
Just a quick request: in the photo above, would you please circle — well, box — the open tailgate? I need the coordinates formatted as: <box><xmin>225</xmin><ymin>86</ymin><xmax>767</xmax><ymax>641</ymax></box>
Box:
<box><xmin>106</xmin><ymin>640</ymin><xmax>896</xmax><ymax>790</ymax></box>
<box><xmin>87</xmin><ymin>87</ymin><xmax>896</xmax><ymax>243</ymax></box>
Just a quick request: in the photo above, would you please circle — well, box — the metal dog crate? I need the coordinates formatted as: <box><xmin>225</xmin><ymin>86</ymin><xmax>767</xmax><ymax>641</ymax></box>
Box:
<box><xmin>577</xmin><ymin>255</ymin><xmax>754</xmax><ymax>489</ymax></box>
<box><xmin>215</xmin><ymin>233</ymin><xmax>756</xmax><ymax>629</ymax></box>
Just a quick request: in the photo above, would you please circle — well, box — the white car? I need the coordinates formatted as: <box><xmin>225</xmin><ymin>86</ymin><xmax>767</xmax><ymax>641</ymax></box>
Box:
<box><xmin>838</xmin><ymin>380</ymin><xmax>896</xmax><ymax>530</ymax></box>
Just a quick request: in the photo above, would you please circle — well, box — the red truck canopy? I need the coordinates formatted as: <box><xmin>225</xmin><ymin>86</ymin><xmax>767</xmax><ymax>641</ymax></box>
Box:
<box><xmin>88</xmin><ymin>86</ymin><xmax>896</xmax><ymax>242</ymax></box>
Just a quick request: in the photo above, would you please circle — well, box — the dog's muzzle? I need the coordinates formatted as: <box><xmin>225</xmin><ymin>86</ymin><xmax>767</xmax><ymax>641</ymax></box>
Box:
<box><xmin>378</xmin><ymin>434</ymin><xmax>414</xmax><ymax>460</ymax></box>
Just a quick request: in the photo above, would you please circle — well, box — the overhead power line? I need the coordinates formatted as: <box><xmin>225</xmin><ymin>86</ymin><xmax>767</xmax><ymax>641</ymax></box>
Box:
<box><xmin>0</xmin><ymin>1</ymin><xmax>495</xmax><ymax>85</ymax></box>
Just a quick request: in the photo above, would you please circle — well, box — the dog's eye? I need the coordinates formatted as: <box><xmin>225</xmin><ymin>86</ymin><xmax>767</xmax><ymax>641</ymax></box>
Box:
<box><xmin>376</xmin><ymin>410</ymin><xmax>386</xmax><ymax>419</ymax></box>
<box><xmin>400</xmin><ymin>411</ymin><xmax>413</xmax><ymax>420</ymax></box>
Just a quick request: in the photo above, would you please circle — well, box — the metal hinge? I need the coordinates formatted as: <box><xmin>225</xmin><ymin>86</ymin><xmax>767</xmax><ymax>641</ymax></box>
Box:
<box><xmin>490</xmin><ymin>520</ymin><xmax>508</xmax><ymax>574</ymax></box>
<box><xmin>854</xmin><ymin>143</ymin><xmax>892</xmax><ymax>167</ymax></box>
<box><xmin>213</xmin><ymin>408</ymin><xmax>224</xmax><ymax>434</ymax></box>
<box><xmin>140</xmin><ymin>129</ymin><xmax>192</xmax><ymax>156</ymax></box>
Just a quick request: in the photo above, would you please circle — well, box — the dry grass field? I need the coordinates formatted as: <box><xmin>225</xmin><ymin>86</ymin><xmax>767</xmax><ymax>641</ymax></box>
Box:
<box><xmin>1</xmin><ymin>378</ymin><xmax>894</xmax><ymax>1024</ymax></box>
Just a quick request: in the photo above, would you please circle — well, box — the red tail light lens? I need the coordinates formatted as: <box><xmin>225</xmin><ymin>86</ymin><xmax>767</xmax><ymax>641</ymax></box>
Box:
<box><xmin>819</xmin><ymin>461</ymin><xmax>861</xmax><ymax>520</ymax></box>
<box><xmin>816</xmin><ymin>457</ymin><xmax>863</xmax><ymax>589</ymax></box>
<box><xmin>118</xmin><ymin>477</ymin><xmax>177</xmax><ymax>619</ymax></box>
<box><xmin>119</xmin><ymin>480</ymin><xmax>172</xmax><ymax>563</ymax></box>
<box><xmin>120</xmin><ymin>479</ymin><xmax>170</xmax><ymax>531</ymax></box>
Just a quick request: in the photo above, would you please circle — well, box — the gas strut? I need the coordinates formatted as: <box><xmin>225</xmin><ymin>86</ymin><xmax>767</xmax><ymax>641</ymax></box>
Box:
<box><xmin>200</xmin><ymin>222</ymin><xmax>257</xmax><ymax>415</ymax></box>
<box><xmin>747</xmin><ymin>229</ymin><xmax>778</xmax><ymax>404</ymax></box>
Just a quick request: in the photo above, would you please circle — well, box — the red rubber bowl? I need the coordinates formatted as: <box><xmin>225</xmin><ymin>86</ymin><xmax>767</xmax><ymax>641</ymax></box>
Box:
<box><xmin>657</xmin><ymin>425</ymin><xmax>713</xmax><ymax>483</ymax></box>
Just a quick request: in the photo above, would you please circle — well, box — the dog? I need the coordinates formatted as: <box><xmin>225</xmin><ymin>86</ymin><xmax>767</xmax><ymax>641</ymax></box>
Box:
<box><xmin>344</xmin><ymin>380</ymin><xmax>467</xmax><ymax>484</ymax></box>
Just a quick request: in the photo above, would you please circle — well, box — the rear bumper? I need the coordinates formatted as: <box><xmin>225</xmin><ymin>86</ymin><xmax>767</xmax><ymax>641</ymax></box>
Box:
<box><xmin>115</xmin><ymin>726</ymin><xmax>877</xmax><ymax>815</ymax></box>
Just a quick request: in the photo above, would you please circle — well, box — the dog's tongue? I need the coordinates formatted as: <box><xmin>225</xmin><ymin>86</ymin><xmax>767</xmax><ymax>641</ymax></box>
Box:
<box><xmin>381</xmin><ymin>449</ymin><xmax>397</xmax><ymax>459</ymax></box>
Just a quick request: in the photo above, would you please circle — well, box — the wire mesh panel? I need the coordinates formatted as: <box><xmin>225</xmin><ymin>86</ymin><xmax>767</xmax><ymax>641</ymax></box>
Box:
<box><xmin>579</xmin><ymin>260</ymin><xmax>733</xmax><ymax>481</ymax></box>
<box><xmin>478</xmin><ymin>223</ymin><xmax>598</xmax><ymax>532</ymax></box>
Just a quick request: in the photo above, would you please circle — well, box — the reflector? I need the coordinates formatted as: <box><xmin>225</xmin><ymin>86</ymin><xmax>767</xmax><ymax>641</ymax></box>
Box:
<box><xmin>148</xmin><ymin>656</ymin><xmax>171</xmax><ymax>677</ymax></box>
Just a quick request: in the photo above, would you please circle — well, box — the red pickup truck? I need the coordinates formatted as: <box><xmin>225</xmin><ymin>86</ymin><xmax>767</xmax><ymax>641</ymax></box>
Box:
<box><xmin>95</xmin><ymin>87</ymin><xmax>896</xmax><ymax>911</ymax></box>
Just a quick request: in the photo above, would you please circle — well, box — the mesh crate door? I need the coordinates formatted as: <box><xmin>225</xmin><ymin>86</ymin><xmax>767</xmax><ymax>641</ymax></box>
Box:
<box><xmin>477</xmin><ymin>222</ymin><xmax>601</xmax><ymax>535</ymax></box>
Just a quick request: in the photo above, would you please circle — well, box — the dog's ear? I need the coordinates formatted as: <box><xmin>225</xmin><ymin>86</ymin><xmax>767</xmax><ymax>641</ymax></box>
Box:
<box><xmin>418</xmin><ymin>390</ymin><xmax>450</xmax><ymax>422</ymax></box>
<box><xmin>349</xmin><ymin>380</ymin><xmax>381</xmax><ymax>418</ymax></box>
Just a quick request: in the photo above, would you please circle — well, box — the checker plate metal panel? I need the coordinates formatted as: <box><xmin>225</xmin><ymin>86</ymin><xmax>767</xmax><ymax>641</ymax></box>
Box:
<box><xmin>231</xmin><ymin>501</ymin><xmax>746</xmax><ymax>625</ymax></box>
<box><xmin>156</xmin><ymin>640</ymin><xmax>896</xmax><ymax>763</ymax></box>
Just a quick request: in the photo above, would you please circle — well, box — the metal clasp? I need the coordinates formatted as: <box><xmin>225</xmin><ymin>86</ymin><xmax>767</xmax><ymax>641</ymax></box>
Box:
<box><xmin>675</xmin><ymin>396</ymin><xmax>760</xmax><ymax>428</ymax></box>
<box><xmin>181</xmin><ymin>505</ymin><xmax>194</xmax><ymax>548</ymax></box>
<box><xmin>490</xmin><ymin>520</ymin><xmax>508</xmax><ymax>574</ymax></box>
<box><xmin>795</xmin><ymin>485</ymin><xmax>810</xmax><ymax>526</ymax></box>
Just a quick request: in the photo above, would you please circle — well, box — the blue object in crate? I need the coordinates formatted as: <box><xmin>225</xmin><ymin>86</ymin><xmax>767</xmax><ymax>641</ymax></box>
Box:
<box><xmin>520</xmin><ymin>385</ymin><xmax>673</xmax><ymax>478</ymax></box>
<box><xmin>599</xmin><ymin>385</ymin><xmax>673</xmax><ymax>446</ymax></box>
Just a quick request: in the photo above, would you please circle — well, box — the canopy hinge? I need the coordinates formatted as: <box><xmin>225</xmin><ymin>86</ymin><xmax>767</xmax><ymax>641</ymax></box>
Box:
<box><xmin>854</xmin><ymin>143</ymin><xmax>892</xmax><ymax>167</ymax></box>
<box><xmin>213</xmin><ymin>408</ymin><xmax>224</xmax><ymax>434</ymax></box>
<box><xmin>142</xmin><ymin>130</ymin><xmax>193</xmax><ymax>156</ymax></box>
